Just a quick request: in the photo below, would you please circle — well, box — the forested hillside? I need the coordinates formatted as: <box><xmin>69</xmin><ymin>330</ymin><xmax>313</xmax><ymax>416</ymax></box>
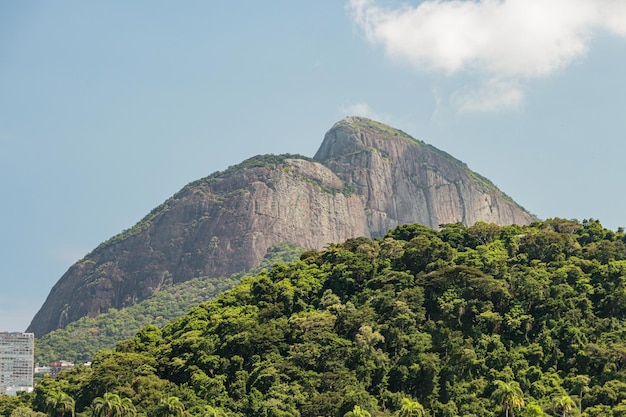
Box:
<box><xmin>34</xmin><ymin>242</ymin><xmax>305</xmax><ymax>365</ymax></box>
<box><xmin>29</xmin><ymin>117</ymin><xmax>536</xmax><ymax>338</ymax></box>
<box><xmin>5</xmin><ymin>218</ymin><xmax>626</xmax><ymax>417</ymax></box>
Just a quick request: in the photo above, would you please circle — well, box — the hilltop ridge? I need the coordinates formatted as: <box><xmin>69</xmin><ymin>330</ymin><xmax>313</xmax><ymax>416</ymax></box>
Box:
<box><xmin>27</xmin><ymin>117</ymin><xmax>535</xmax><ymax>337</ymax></box>
<box><xmin>21</xmin><ymin>218</ymin><xmax>626</xmax><ymax>416</ymax></box>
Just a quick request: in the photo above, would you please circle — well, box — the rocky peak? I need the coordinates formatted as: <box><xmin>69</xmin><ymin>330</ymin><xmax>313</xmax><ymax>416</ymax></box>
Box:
<box><xmin>27</xmin><ymin>118</ymin><xmax>536</xmax><ymax>337</ymax></box>
<box><xmin>27</xmin><ymin>155</ymin><xmax>367</xmax><ymax>336</ymax></box>
<box><xmin>315</xmin><ymin>117</ymin><xmax>534</xmax><ymax>232</ymax></box>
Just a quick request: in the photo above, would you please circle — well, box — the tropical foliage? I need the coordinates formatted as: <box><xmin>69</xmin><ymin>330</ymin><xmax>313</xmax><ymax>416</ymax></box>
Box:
<box><xmin>5</xmin><ymin>219</ymin><xmax>626</xmax><ymax>416</ymax></box>
<box><xmin>155</xmin><ymin>396</ymin><xmax>185</xmax><ymax>417</ymax></box>
<box><xmin>44</xmin><ymin>391</ymin><xmax>74</xmax><ymax>417</ymax></box>
<box><xmin>35</xmin><ymin>242</ymin><xmax>305</xmax><ymax>365</ymax></box>
<box><xmin>91</xmin><ymin>393</ymin><xmax>135</xmax><ymax>417</ymax></box>
<box><xmin>491</xmin><ymin>380</ymin><xmax>524</xmax><ymax>417</ymax></box>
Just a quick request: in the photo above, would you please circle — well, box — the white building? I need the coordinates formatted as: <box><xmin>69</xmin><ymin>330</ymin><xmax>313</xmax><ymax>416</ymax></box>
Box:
<box><xmin>0</xmin><ymin>332</ymin><xmax>34</xmax><ymax>395</ymax></box>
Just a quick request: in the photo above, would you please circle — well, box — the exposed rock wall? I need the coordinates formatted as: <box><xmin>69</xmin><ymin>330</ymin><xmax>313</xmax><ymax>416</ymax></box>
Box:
<box><xmin>27</xmin><ymin>158</ymin><xmax>368</xmax><ymax>336</ymax></box>
<box><xmin>28</xmin><ymin>117</ymin><xmax>536</xmax><ymax>336</ymax></box>
<box><xmin>315</xmin><ymin>117</ymin><xmax>535</xmax><ymax>233</ymax></box>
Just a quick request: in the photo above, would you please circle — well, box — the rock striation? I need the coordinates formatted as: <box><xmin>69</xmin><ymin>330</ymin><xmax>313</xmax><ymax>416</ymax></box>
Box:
<box><xmin>315</xmin><ymin>117</ymin><xmax>533</xmax><ymax>232</ymax></box>
<box><xmin>27</xmin><ymin>117</ymin><xmax>536</xmax><ymax>336</ymax></box>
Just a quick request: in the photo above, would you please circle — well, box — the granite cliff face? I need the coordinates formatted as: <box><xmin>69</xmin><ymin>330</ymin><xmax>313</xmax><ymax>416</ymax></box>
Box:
<box><xmin>28</xmin><ymin>117</ymin><xmax>535</xmax><ymax>336</ymax></box>
<box><xmin>315</xmin><ymin>117</ymin><xmax>534</xmax><ymax>233</ymax></box>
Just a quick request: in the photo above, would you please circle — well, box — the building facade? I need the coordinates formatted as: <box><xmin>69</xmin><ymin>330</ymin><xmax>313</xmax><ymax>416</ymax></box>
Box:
<box><xmin>0</xmin><ymin>332</ymin><xmax>34</xmax><ymax>395</ymax></box>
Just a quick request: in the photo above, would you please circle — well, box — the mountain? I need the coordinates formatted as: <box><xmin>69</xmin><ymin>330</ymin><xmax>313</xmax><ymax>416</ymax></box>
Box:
<box><xmin>27</xmin><ymin>117</ymin><xmax>535</xmax><ymax>337</ymax></box>
<box><xmin>315</xmin><ymin>117</ymin><xmax>533</xmax><ymax>230</ymax></box>
<box><xmin>34</xmin><ymin>242</ymin><xmax>305</xmax><ymax>365</ymax></box>
<box><xmin>18</xmin><ymin>219</ymin><xmax>626</xmax><ymax>416</ymax></box>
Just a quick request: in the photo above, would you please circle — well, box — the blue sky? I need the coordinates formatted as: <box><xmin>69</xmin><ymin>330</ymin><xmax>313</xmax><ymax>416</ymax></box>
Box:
<box><xmin>1</xmin><ymin>1</ymin><xmax>625</xmax><ymax>332</ymax></box>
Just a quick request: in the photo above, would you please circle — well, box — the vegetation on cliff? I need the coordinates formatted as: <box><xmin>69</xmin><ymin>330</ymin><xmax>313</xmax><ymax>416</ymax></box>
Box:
<box><xmin>91</xmin><ymin>154</ymin><xmax>313</xmax><ymax>254</ymax></box>
<box><xmin>9</xmin><ymin>218</ymin><xmax>626</xmax><ymax>416</ymax></box>
<box><xmin>35</xmin><ymin>242</ymin><xmax>305</xmax><ymax>365</ymax></box>
<box><xmin>30</xmin><ymin>118</ymin><xmax>536</xmax><ymax>338</ymax></box>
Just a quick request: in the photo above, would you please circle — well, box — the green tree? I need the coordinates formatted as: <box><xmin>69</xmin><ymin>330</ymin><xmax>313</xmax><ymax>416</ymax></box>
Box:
<box><xmin>492</xmin><ymin>380</ymin><xmax>524</xmax><ymax>417</ymax></box>
<box><xmin>0</xmin><ymin>394</ymin><xmax>27</xmax><ymax>417</ymax></box>
<box><xmin>551</xmin><ymin>395</ymin><xmax>575</xmax><ymax>417</ymax></box>
<box><xmin>199</xmin><ymin>405</ymin><xmax>226</xmax><ymax>417</ymax></box>
<box><xmin>155</xmin><ymin>396</ymin><xmax>185</xmax><ymax>417</ymax></box>
<box><xmin>92</xmin><ymin>393</ymin><xmax>136</xmax><ymax>417</ymax></box>
<box><xmin>572</xmin><ymin>375</ymin><xmax>590</xmax><ymax>414</ymax></box>
<box><xmin>92</xmin><ymin>393</ymin><xmax>121</xmax><ymax>417</ymax></box>
<box><xmin>20</xmin><ymin>220</ymin><xmax>626</xmax><ymax>417</ymax></box>
<box><xmin>119</xmin><ymin>397</ymin><xmax>136</xmax><ymax>417</ymax></box>
<box><xmin>344</xmin><ymin>405</ymin><xmax>372</xmax><ymax>417</ymax></box>
<box><xmin>397</xmin><ymin>397</ymin><xmax>426</xmax><ymax>417</ymax></box>
<box><xmin>10</xmin><ymin>407</ymin><xmax>47</xmax><ymax>417</ymax></box>
<box><xmin>519</xmin><ymin>403</ymin><xmax>544</xmax><ymax>417</ymax></box>
<box><xmin>44</xmin><ymin>391</ymin><xmax>75</xmax><ymax>417</ymax></box>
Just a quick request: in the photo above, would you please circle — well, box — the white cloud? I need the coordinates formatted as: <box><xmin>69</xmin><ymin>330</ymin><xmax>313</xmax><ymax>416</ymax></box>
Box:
<box><xmin>339</xmin><ymin>101</ymin><xmax>403</xmax><ymax>125</ymax></box>
<box><xmin>602</xmin><ymin>1</ymin><xmax>626</xmax><ymax>37</ymax></box>
<box><xmin>340</xmin><ymin>101</ymin><xmax>381</xmax><ymax>119</ymax></box>
<box><xmin>452</xmin><ymin>79</ymin><xmax>524</xmax><ymax>113</ymax></box>
<box><xmin>347</xmin><ymin>0</ymin><xmax>626</xmax><ymax>112</ymax></box>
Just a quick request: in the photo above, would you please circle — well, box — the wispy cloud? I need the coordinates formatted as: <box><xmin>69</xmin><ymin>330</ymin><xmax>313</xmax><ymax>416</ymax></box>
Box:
<box><xmin>347</xmin><ymin>0</ymin><xmax>626</xmax><ymax>112</ymax></box>
<box><xmin>452</xmin><ymin>79</ymin><xmax>524</xmax><ymax>113</ymax></box>
<box><xmin>340</xmin><ymin>101</ymin><xmax>382</xmax><ymax>120</ymax></box>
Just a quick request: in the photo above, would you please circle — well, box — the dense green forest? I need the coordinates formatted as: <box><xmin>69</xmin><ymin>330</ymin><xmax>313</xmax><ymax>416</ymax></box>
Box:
<box><xmin>34</xmin><ymin>275</ymin><xmax>238</xmax><ymax>366</ymax></box>
<box><xmin>35</xmin><ymin>242</ymin><xmax>306</xmax><ymax>365</ymax></box>
<box><xmin>5</xmin><ymin>219</ymin><xmax>626</xmax><ymax>416</ymax></box>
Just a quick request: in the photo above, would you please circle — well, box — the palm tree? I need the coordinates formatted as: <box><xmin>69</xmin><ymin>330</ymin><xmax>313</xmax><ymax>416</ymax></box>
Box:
<box><xmin>574</xmin><ymin>375</ymin><xmax>590</xmax><ymax>414</ymax></box>
<box><xmin>92</xmin><ymin>393</ymin><xmax>137</xmax><ymax>417</ymax></box>
<box><xmin>92</xmin><ymin>393</ymin><xmax>122</xmax><ymax>417</ymax></box>
<box><xmin>200</xmin><ymin>405</ymin><xmax>225</xmax><ymax>417</ymax></box>
<box><xmin>155</xmin><ymin>396</ymin><xmax>186</xmax><ymax>417</ymax></box>
<box><xmin>491</xmin><ymin>380</ymin><xmax>525</xmax><ymax>417</ymax></box>
<box><xmin>397</xmin><ymin>397</ymin><xmax>426</xmax><ymax>417</ymax></box>
<box><xmin>119</xmin><ymin>397</ymin><xmax>137</xmax><ymax>417</ymax></box>
<box><xmin>344</xmin><ymin>405</ymin><xmax>372</xmax><ymax>417</ymax></box>
<box><xmin>552</xmin><ymin>395</ymin><xmax>576</xmax><ymax>417</ymax></box>
<box><xmin>45</xmin><ymin>391</ymin><xmax>75</xmax><ymax>417</ymax></box>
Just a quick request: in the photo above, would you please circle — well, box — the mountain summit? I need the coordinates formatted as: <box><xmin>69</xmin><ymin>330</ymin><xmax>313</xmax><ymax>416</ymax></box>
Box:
<box><xmin>27</xmin><ymin>117</ymin><xmax>535</xmax><ymax>336</ymax></box>
<box><xmin>315</xmin><ymin>117</ymin><xmax>532</xmax><ymax>230</ymax></box>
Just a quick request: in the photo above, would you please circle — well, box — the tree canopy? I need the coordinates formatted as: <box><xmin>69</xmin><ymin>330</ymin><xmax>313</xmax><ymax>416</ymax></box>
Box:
<box><xmin>5</xmin><ymin>218</ymin><xmax>626</xmax><ymax>416</ymax></box>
